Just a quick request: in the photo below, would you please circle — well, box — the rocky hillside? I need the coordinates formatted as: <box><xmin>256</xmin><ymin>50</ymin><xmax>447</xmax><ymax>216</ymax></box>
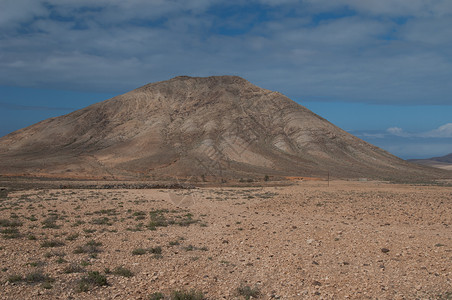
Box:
<box><xmin>0</xmin><ymin>76</ymin><xmax>448</xmax><ymax>181</ymax></box>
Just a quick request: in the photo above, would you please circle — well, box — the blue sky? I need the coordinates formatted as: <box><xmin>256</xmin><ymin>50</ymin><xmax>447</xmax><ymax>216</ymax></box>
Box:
<box><xmin>0</xmin><ymin>0</ymin><xmax>451</xmax><ymax>159</ymax></box>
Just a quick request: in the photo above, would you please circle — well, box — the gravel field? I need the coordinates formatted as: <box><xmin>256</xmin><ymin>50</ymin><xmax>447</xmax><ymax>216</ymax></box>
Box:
<box><xmin>1</xmin><ymin>180</ymin><xmax>451</xmax><ymax>299</ymax></box>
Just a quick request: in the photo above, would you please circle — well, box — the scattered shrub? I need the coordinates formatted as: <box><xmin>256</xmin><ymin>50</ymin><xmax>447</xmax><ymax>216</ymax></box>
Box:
<box><xmin>63</xmin><ymin>264</ymin><xmax>85</xmax><ymax>274</ymax></box>
<box><xmin>7</xmin><ymin>274</ymin><xmax>23</xmax><ymax>283</ymax></box>
<box><xmin>24</xmin><ymin>271</ymin><xmax>55</xmax><ymax>284</ymax></box>
<box><xmin>73</xmin><ymin>240</ymin><xmax>102</xmax><ymax>254</ymax></box>
<box><xmin>1</xmin><ymin>227</ymin><xmax>21</xmax><ymax>239</ymax></box>
<box><xmin>149</xmin><ymin>292</ymin><xmax>165</xmax><ymax>300</ymax></box>
<box><xmin>42</xmin><ymin>216</ymin><xmax>60</xmax><ymax>229</ymax></box>
<box><xmin>237</xmin><ymin>284</ymin><xmax>261</xmax><ymax>299</ymax></box>
<box><xmin>0</xmin><ymin>219</ymin><xmax>22</xmax><ymax>227</ymax></box>
<box><xmin>112</xmin><ymin>266</ymin><xmax>133</xmax><ymax>277</ymax></box>
<box><xmin>41</xmin><ymin>240</ymin><xmax>65</xmax><ymax>248</ymax></box>
<box><xmin>76</xmin><ymin>271</ymin><xmax>108</xmax><ymax>292</ymax></box>
<box><xmin>149</xmin><ymin>246</ymin><xmax>162</xmax><ymax>255</ymax></box>
<box><xmin>171</xmin><ymin>289</ymin><xmax>205</xmax><ymax>300</ymax></box>
<box><xmin>132</xmin><ymin>248</ymin><xmax>147</xmax><ymax>255</ymax></box>
<box><xmin>66</xmin><ymin>233</ymin><xmax>79</xmax><ymax>241</ymax></box>
<box><xmin>91</xmin><ymin>217</ymin><xmax>111</xmax><ymax>225</ymax></box>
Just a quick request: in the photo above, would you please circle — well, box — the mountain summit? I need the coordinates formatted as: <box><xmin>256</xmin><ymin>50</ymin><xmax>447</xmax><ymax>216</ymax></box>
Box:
<box><xmin>0</xmin><ymin>76</ymin><xmax>447</xmax><ymax>180</ymax></box>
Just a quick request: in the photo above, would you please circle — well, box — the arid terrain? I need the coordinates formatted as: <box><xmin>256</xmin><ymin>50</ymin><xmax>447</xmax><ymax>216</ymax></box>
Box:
<box><xmin>0</xmin><ymin>76</ymin><xmax>451</xmax><ymax>299</ymax></box>
<box><xmin>1</xmin><ymin>180</ymin><xmax>451</xmax><ymax>299</ymax></box>
<box><xmin>0</xmin><ymin>76</ymin><xmax>449</xmax><ymax>182</ymax></box>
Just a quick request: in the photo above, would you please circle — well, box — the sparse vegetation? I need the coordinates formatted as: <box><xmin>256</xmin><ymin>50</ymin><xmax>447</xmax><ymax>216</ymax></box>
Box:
<box><xmin>41</xmin><ymin>240</ymin><xmax>65</xmax><ymax>248</ymax></box>
<box><xmin>147</xmin><ymin>210</ymin><xmax>199</xmax><ymax>230</ymax></box>
<box><xmin>183</xmin><ymin>245</ymin><xmax>208</xmax><ymax>252</ymax></box>
<box><xmin>28</xmin><ymin>260</ymin><xmax>45</xmax><ymax>267</ymax></box>
<box><xmin>1</xmin><ymin>227</ymin><xmax>21</xmax><ymax>239</ymax></box>
<box><xmin>149</xmin><ymin>246</ymin><xmax>162</xmax><ymax>254</ymax></box>
<box><xmin>66</xmin><ymin>233</ymin><xmax>79</xmax><ymax>241</ymax></box>
<box><xmin>237</xmin><ymin>284</ymin><xmax>261</xmax><ymax>299</ymax></box>
<box><xmin>148</xmin><ymin>210</ymin><xmax>169</xmax><ymax>229</ymax></box>
<box><xmin>42</xmin><ymin>216</ymin><xmax>60</xmax><ymax>229</ymax></box>
<box><xmin>0</xmin><ymin>219</ymin><xmax>22</xmax><ymax>227</ymax></box>
<box><xmin>56</xmin><ymin>257</ymin><xmax>67</xmax><ymax>264</ymax></box>
<box><xmin>91</xmin><ymin>217</ymin><xmax>111</xmax><ymax>225</ymax></box>
<box><xmin>0</xmin><ymin>183</ymin><xmax>450</xmax><ymax>299</ymax></box>
<box><xmin>72</xmin><ymin>220</ymin><xmax>85</xmax><ymax>227</ymax></box>
<box><xmin>76</xmin><ymin>271</ymin><xmax>108</xmax><ymax>292</ymax></box>
<box><xmin>44</xmin><ymin>250</ymin><xmax>65</xmax><ymax>258</ymax></box>
<box><xmin>73</xmin><ymin>240</ymin><xmax>102</xmax><ymax>254</ymax></box>
<box><xmin>7</xmin><ymin>270</ymin><xmax>55</xmax><ymax>285</ymax></box>
<box><xmin>171</xmin><ymin>289</ymin><xmax>205</xmax><ymax>300</ymax></box>
<box><xmin>132</xmin><ymin>248</ymin><xmax>147</xmax><ymax>255</ymax></box>
<box><xmin>0</xmin><ymin>189</ymin><xmax>8</xmax><ymax>199</ymax></box>
<box><xmin>25</xmin><ymin>271</ymin><xmax>55</xmax><ymax>284</ymax></box>
<box><xmin>437</xmin><ymin>292</ymin><xmax>452</xmax><ymax>300</ymax></box>
<box><xmin>149</xmin><ymin>292</ymin><xmax>165</xmax><ymax>300</ymax></box>
<box><xmin>7</xmin><ymin>274</ymin><xmax>23</xmax><ymax>283</ymax></box>
<box><xmin>112</xmin><ymin>266</ymin><xmax>133</xmax><ymax>277</ymax></box>
<box><xmin>63</xmin><ymin>264</ymin><xmax>85</xmax><ymax>274</ymax></box>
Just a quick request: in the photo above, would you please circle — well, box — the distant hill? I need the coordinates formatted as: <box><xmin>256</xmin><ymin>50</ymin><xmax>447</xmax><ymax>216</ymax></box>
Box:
<box><xmin>0</xmin><ymin>76</ymin><xmax>449</xmax><ymax>181</ymax></box>
<box><xmin>430</xmin><ymin>153</ymin><xmax>452</xmax><ymax>163</ymax></box>
<box><xmin>409</xmin><ymin>153</ymin><xmax>452</xmax><ymax>171</ymax></box>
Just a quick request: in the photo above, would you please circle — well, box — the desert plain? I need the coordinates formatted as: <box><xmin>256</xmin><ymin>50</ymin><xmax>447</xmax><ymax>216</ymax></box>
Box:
<box><xmin>0</xmin><ymin>179</ymin><xmax>451</xmax><ymax>300</ymax></box>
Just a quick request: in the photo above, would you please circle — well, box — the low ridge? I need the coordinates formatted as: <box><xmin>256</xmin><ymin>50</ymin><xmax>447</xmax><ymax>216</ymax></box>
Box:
<box><xmin>409</xmin><ymin>153</ymin><xmax>452</xmax><ymax>171</ymax></box>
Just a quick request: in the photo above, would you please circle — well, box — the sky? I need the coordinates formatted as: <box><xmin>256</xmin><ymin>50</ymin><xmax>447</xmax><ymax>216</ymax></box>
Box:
<box><xmin>0</xmin><ymin>0</ymin><xmax>451</xmax><ymax>159</ymax></box>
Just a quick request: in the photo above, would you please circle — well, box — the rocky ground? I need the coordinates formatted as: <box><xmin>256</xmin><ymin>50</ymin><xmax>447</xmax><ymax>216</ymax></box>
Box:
<box><xmin>0</xmin><ymin>180</ymin><xmax>451</xmax><ymax>299</ymax></box>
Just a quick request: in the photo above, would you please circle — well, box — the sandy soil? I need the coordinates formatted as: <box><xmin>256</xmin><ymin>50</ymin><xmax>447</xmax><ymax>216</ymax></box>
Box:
<box><xmin>0</xmin><ymin>180</ymin><xmax>451</xmax><ymax>299</ymax></box>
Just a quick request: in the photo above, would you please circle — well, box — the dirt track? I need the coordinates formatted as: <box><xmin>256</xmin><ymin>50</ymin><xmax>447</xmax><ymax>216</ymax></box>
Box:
<box><xmin>1</xmin><ymin>180</ymin><xmax>451</xmax><ymax>299</ymax></box>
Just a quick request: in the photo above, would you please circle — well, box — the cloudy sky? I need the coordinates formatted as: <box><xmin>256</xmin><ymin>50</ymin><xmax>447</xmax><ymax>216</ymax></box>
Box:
<box><xmin>0</xmin><ymin>0</ymin><xmax>451</xmax><ymax>159</ymax></box>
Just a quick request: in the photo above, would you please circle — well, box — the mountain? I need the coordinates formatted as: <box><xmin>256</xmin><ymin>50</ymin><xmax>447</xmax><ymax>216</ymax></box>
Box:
<box><xmin>408</xmin><ymin>153</ymin><xmax>452</xmax><ymax>171</ymax></box>
<box><xmin>0</xmin><ymin>76</ymin><xmax>448</xmax><ymax>181</ymax></box>
<box><xmin>430</xmin><ymin>153</ymin><xmax>452</xmax><ymax>163</ymax></box>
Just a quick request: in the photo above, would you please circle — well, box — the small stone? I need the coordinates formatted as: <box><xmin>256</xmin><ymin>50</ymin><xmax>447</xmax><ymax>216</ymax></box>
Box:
<box><xmin>381</xmin><ymin>248</ymin><xmax>390</xmax><ymax>253</ymax></box>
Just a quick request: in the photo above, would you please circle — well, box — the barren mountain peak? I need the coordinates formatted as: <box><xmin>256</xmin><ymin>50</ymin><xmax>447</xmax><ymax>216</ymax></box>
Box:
<box><xmin>171</xmin><ymin>75</ymin><xmax>248</xmax><ymax>81</ymax></box>
<box><xmin>0</xmin><ymin>76</ymin><xmax>449</xmax><ymax>181</ymax></box>
<box><xmin>138</xmin><ymin>74</ymin><xmax>258</xmax><ymax>94</ymax></box>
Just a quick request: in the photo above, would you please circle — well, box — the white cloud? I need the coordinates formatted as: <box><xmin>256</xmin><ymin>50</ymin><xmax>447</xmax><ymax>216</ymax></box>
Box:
<box><xmin>383</xmin><ymin>123</ymin><xmax>452</xmax><ymax>138</ymax></box>
<box><xmin>0</xmin><ymin>0</ymin><xmax>48</xmax><ymax>28</ymax></box>
<box><xmin>387</xmin><ymin>127</ymin><xmax>407</xmax><ymax>136</ymax></box>
<box><xmin>422</xmin><ymin>123</ymin><xmax>452</xmax><ymax>138</ymax></box>
<box><xmin>359</xmin><ymin>132</ymin><xmax>386</xmax><ymax>139</ymax></box>
<box><xmin>302</xmin><ymin>0</ymin><xmax>452</xmax><ymax>17</ymax></box>
<box><xmin>0</xmin><ymin>0</ymin><xmax>452</xmax><ymax>104</ymax></box>
<box><xmin>355</xmin><ymin>123</ymin><xmax>452</xmax><ymax>159</ymax></box>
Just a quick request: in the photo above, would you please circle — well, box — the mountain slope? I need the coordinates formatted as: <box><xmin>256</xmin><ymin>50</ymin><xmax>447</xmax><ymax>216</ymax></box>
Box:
<box><xmin>0</xmin><ymin>76</ymin><xmax>448</xmax><ymax>181</ymax></box>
